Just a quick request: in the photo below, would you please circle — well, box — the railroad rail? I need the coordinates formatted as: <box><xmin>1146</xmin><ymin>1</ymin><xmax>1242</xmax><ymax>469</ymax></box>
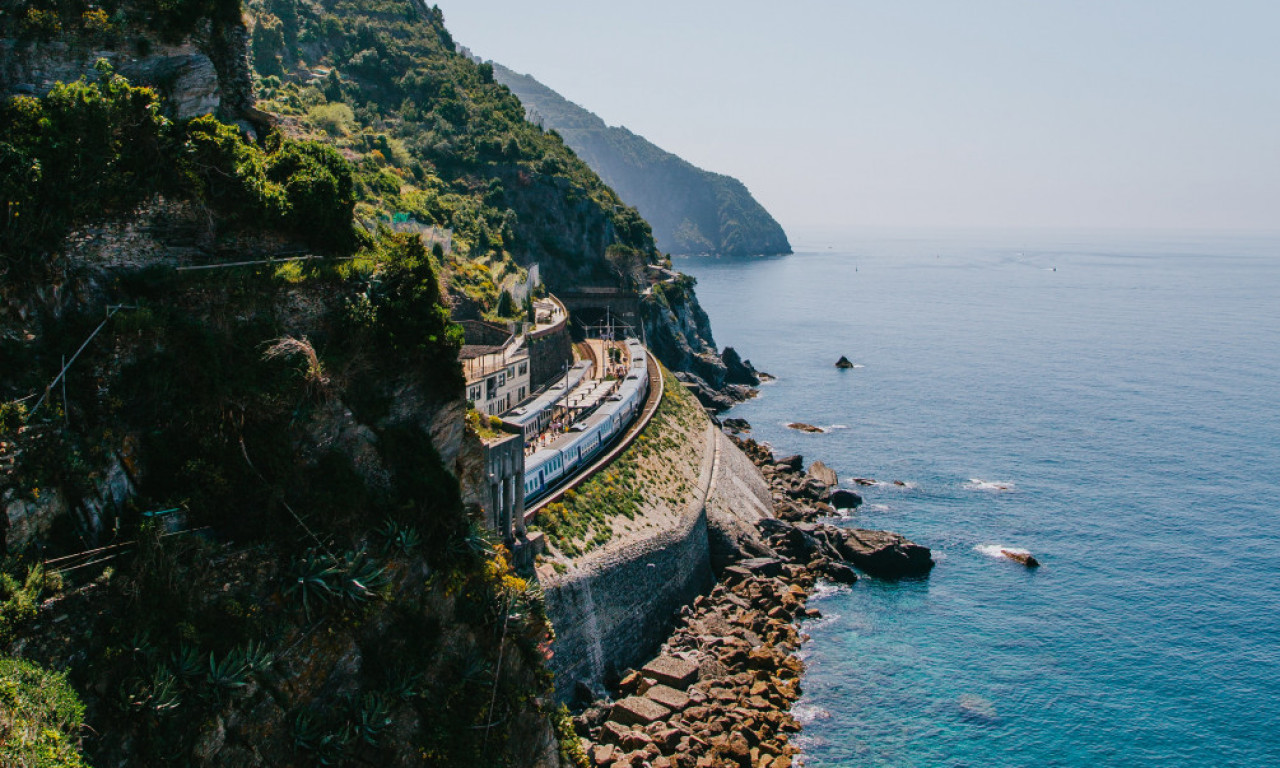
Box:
<box><xmin>523</xmin><ymin>345</ymin><xmax>664</xmax><ymax>522</ymax></box>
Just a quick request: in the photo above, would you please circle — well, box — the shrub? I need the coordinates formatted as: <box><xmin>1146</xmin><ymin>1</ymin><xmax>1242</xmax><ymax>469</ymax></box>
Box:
<box><xmin>0</xmin><ymin>656</ymin><xmax>88</xmax><ymax>768</ymax></box>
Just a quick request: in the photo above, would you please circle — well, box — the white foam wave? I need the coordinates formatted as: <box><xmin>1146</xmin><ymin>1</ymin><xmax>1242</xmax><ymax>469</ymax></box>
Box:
<box><xmin>976</xmin><ymin>544</ymin><xmax>1030</xmax><ymax>559</ymax></box>
<box><xmin>792</xmin><ymin>703</ymin><xmax>832</xmax><ymax>724</ymax></box>
<box><xmin>810</xmin><ymin>581</ymin><xmax>851</xmax><ymax>601</ymax></box>
<box><xmin>825</xmin><ymin>424</ymin><xmax>849</xmax><ymax>431</ymax></box>
<box><xmin>966</xmin><ymin>478</ymin><xmax>1015</xmax><ymax>492</ymax></box>
<box><xmin>868</xmin><ymin>503</ymin><xmax>892</xmax><ymax>512</ymax></box>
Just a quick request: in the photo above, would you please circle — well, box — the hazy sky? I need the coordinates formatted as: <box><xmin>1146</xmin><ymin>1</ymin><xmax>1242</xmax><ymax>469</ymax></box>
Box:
<box><xmin>440</xmin><ymin>1</ymin><xmax>1280</xmax><ymax>234</ymax></box>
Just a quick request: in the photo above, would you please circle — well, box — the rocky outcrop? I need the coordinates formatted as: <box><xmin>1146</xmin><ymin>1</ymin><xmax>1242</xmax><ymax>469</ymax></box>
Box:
<box><xmin>1</xmin><ymin>14</ymin><xmax>264</xmax><ymax>127</ymax></box>
<box><xmin>675</xmin><ymin>372</ymin><xmax>735</xmax><ymax>413</ymax></box>
<box><xmin>1001</xmin><ymin>549</ymin><xmax>1041</xmax><ymax>568</ymax></box>
<box><xmin>721</xmin><ymin>347</ymin><xmax>761</xmax><ymax>387</ymax></box>
<box><xmin>786</xmin><ymin>422</ymin><xmax>823</xmax><ymax>434</ymax></box>
<box><xmin>728</xmin><ymin>435</ymin><xmax>933</xmax><ymax>578</ymax></box>
<box><xmin>835</xmin><ymin>356</ymin><xmax>854</xmax><ymax>369</ymax></box>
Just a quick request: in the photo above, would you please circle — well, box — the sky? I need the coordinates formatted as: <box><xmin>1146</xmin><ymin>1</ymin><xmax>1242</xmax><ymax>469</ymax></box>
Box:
<box><xmin>439</xmin><ymin>1</ymin><xmax>1280</xmax><ymax>235</ymax></box>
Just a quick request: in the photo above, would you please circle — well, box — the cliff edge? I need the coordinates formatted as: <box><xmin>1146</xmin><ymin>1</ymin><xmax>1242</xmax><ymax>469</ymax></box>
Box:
<box><xmin>492</xmin><ymin>63</ymin><xmax>792</xmax><ymax>258</ymax></box>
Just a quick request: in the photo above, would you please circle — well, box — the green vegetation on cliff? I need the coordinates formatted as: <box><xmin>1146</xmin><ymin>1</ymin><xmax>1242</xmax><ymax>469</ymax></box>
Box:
<box><xmin>0</xmin><ymin>3</ymin><xmax>580</xmax><ymax>764</ymax></box>
<box><xmin>492</xmin><ymin>63</ymin><xmax>792</xmax><ymax>257</ymax></box>
<box><xmin>243</xmin><ymin>0</ymin><xmax>660</xmax><ymax>309</ymax></box>
<box><xmin>0</xmin><ymin>656</ymin><xmax>87</xmax><ymax>768</ymax></box>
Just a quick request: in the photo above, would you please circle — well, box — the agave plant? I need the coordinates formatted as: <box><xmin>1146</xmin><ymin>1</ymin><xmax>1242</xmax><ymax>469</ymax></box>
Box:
<box><xmin>170</xmin><ymin>642</ymin><xmax>203</xmax><ymax>682</ymax></box>
<box><xmin>291</xmin><ymin>709</ymin><xmax>325</xmax><ymax>753</ymax></box>
<box><xmin>337</xmin><ymin>549</ymin><xmax>391</xmax><ymax>605</ymax></box>
<box><xmin>383</xmin><ymin>663</ymin><xmax>427</xmax><ymax>702</ymax></box>
<box><xmin>204</xmin><ymin>650</ymin><xmax>250</xmax><ymax>701</ymax></box>
<box><xmin>119</xmin><ymin>667</ymin><xmax>183</xmax><ymax>716</ymax></box>
<box><xmin>293</xmin><ymin>709</ymin><xmax>350</xmax><ymax>766</ymax></box>
<box><xmin>352</xmin><ymin>692</ymin><xmax>391</xmax><ymax>746</ymax></box>
<box><xmin>285</xmin><ymin>550</ymin><xmax>341</xmax><ymax>619</ymax></box>
<box><xmin>240</xmin><ymin>639</ymin><xmax>275</xmax><ymax>675</ymax></box>
<box><xmin>378</xmin><ymin>518</ymin><xmax>422</xmax><ymax>556</ymax></box>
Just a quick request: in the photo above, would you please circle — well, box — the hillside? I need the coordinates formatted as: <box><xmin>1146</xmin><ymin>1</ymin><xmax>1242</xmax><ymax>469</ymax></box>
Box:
<box><xmin>491</xmin><ymin>63</ymin><xmax>792</xmax><ymax>258</ymax></box>
<box><xmin>0</xmin><ymin>0</ymin><xmax>714</xmax><ymax>764</ymax></box>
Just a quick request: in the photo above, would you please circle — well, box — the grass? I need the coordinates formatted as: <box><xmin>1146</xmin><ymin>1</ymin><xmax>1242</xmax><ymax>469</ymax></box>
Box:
<box><xmin>531</xmin><ymin>365</ymin><xmax>705</xmax><ymax>557</ymax></box>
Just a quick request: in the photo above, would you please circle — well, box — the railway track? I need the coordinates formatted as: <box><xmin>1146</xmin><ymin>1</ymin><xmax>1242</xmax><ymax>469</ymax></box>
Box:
<box><xmin>523</xmin><ymin>347</ymin><xmax>664</xmax><ymax>522</ymax></box>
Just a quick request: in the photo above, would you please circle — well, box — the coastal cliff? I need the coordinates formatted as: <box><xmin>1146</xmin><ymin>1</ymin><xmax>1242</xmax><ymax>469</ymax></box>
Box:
<box><xmin>491</xmin><ymin>63</ymin><xmax>792</xmax><ymax>258</ymax></box>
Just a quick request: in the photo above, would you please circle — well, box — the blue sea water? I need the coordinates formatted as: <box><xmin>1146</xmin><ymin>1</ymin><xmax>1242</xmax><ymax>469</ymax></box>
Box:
<box><xmin>675</xmin><ymin>231</ymin><xmax>1280</xmax><ymax>767</ymax></box>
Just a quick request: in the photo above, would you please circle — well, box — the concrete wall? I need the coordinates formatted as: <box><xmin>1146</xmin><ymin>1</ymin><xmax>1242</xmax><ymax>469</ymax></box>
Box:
<box><xmin>543</xmin><ymin>502</ymin><xmax>714</xmax><ymax>702</ymax></box>
<box><xmin>540</xmin><ymin>423</ymin><xmax>774</xmax><ymax>702</ymax></box>
<box><xmin>527</xmin><ymin>320</ymin><xmax>573</xmax><ymax>391</ymax></box>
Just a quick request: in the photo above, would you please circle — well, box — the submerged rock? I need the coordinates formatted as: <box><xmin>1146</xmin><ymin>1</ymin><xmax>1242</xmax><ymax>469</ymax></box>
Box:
<box><xmin>786</xmin><ymin>422</ymin><xmax>824</xmax><ymax>433</ymax></box>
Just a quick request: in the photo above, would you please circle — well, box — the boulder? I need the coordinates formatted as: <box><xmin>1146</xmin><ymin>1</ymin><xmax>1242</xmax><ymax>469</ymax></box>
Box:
<box><xmin>774</xmin><ymin>455</ymin><xmax>804</xmax><ymax>472</ymax></box>
<box><xmin>836</xmin><ymin>529</ymin><xmax>934</xmax><ymax>578</ymax></box>
<box><xmin>829</xmin><ymin>489</ymin><xmax>863</xmax><ymax>510</ymax></box>
<box><xmin>641</xmin><ymin>656</ymin><xmax>700</xmax><ymax>690</ymax></box>
<box><xmin>722</xmin><ymin>417</ymin><xmax>752</xmax><ymax>433</ymax></box>
<box><xmin>645</xmin><ymin>684</ymin><xmax>691</xmax><ymax>712</ymax></box>
<box><xmin>610</xmin><ymin>696</ymin><xmax>673</xmax><ymax>726</ymax></box>
<box><xmin>821</xmin><ymin>562</ymin><xmax>858</xmax><ymax>585</ymax></box>
<box><xmin>835</xmin><ymin>356</ymin><xmax>854</xmax><ymax>369</ymax></box>
<box><xmin>807</xmin><ymin>461</ymin><xmax>838</xmax><ymax>487</ymax></box>
<box><xmin>736</xmin><ymin>557</ymin><xmax>785</xmax><ymax>578</ymax></box>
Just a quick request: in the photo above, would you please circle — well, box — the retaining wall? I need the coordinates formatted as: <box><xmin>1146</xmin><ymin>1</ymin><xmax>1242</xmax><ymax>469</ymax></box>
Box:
<box><xmin>542</xmin><ymin>421</ymin><xmax>774</xmax><ymax>702</ymax></box>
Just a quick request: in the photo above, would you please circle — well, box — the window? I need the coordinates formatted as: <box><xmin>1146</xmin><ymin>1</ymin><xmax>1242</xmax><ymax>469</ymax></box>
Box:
<box><xmin>498</xmin><ymin>372</ymin><xmax>506</xmax><ymax>386</ymax></box>
<box><xmin>518</xmin><ymin>362</ymin><xmax>528</xmax><ymax>376</ymax></box>
<box><xmin>468</xmin><ymin>385</ymin><xmax>482</xmax><ymax>401</ymax></box>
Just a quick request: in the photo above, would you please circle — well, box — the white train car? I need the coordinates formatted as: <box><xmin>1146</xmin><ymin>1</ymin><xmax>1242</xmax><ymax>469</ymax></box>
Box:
<box><xmin>524</xmin><ymin>341</ymin><xmax>650</xmax><ymax>504</ymax></box>
<box><xmin>502</xmin><ymin>360</ymin><xmax>592</xmax><ymax>442</ymax></box>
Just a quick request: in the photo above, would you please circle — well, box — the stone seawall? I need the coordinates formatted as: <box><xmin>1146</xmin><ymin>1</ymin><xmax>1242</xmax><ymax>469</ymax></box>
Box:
<box><xmin>542</xmin><ymin>421</ymin><xmax>774</xmax><ymax>702</ymax></box>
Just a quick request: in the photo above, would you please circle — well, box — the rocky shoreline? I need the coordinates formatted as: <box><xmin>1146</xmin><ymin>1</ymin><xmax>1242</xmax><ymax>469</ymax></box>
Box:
<box><xmin>571</xmin><ymin>423</ymin><xmax>933</xmax><ymax>767</ymax></box>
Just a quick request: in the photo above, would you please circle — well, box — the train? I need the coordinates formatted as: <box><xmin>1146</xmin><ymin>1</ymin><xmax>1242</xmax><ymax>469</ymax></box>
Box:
<box><xmin>519</xmin><ymin>339</ymin><xmax>650</xmax><ymax>504</ymax></box>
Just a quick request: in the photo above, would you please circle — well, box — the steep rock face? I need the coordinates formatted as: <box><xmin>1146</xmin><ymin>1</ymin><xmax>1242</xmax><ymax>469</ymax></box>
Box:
<box><xmin>0</xmin><ymin>13</ymin><xmax>261</xmax><ymax>126</ymax></box>
<box><xmin>642</xmin><ymin>279</ymin><xmax>727</xmax><ymax>388</ymax></box>
<box><xmin>492</xmin><ymin>63</ymin><xmax>791</xmax><ymax>257</ymax></box>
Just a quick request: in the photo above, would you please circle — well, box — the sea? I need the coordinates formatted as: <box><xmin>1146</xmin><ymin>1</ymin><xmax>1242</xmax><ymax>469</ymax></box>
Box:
<box><xmin>675</xmin><ymin>230</ymin><xmax>1280</xmax><ymax>767</ymax></box>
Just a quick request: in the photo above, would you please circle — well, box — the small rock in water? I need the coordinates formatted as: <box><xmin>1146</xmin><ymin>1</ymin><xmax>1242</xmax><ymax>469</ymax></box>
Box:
<box><xmin>835</xmin><ymin>355</ymin><xmax>855</xmax><ymax>369</ymax></box>
<box><xmin>829</xmin><ymin>489</ymin><xmax>863</xmax><ymax>510</ymax></box>
<box><xmin>787</xmin><ymin>422</ymin><xmax>824</xmax><ymax>433</ymax></box>
<box><xmin>852</xmin><ymin>477</ymin><xmax>877</xmax><ymax>486</ymax></box>
<box><xmin>1001</xmin><ymin>549</ymin><xmax>1041</xmax><ymax>568</ymax></box>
